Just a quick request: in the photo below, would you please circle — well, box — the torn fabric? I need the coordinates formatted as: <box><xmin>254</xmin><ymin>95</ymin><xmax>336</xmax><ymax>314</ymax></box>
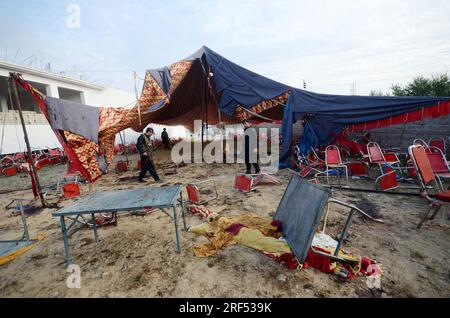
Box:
<box><xmin>46</xmin><ymin>96</ymin><xmax>100</xmax><ymax>143</ymax></box>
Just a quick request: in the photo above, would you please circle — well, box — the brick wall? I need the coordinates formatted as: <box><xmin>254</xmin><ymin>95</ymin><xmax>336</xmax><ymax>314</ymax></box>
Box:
<box><xmin>1</xmin><ymin>110</ymin><xmax>48</xmax><ymax>125</ymax></box>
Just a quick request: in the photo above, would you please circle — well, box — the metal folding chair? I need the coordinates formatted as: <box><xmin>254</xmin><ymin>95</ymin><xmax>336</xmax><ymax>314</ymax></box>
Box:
<box><xmin>413</xmin><ymin>139</ymin><xmax>431</xmax><ymax>153</ymax></box>
<box><xmin>426</xmin><ymin>146</ymin><xmax>450</xmax><ymax>191</ymax></box>
<box><xmin>324</xmin><ymin>145</ymin><xmax>348</xmax><ymax>185</ymax></box>
<box><xmin>375</xmin><ymin>170</ymin><xmax>398</xmax><ymax>191</ymax></box>
<box><xmin>367</xmin><ymin>142</ymin><xmax>401</xmax><ymax>174</ymax></box>
<box><xmin>186</xmin><ymin>180</ymin><xmax>218</xmax><ymax>205</ymax></box>
<box><xmin>274</xmin><ymin>175</ymin><xmax>383</xmax><ymax>264</ymax></box>
<box><xmin>429</xmin><ymin>137</ymin><xmax>446</xmax><ymax>154</ymax></box>
<box><xmin>408</xmin><ymin>144</ymin><xmax>450</xmax><ymax>228</ymax></box>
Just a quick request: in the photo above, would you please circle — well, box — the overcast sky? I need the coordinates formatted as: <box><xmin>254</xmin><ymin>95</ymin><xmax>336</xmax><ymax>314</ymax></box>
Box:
<box><xmin>1</xmin><ymin>0</ymin><xmax>450</xmax><ymax>95</ymax></box>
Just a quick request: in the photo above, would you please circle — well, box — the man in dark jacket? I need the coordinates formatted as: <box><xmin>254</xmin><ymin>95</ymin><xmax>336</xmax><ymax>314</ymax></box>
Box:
<box><xmin>136</xmin><ymin>127</ymin><xmax>162</xmax><ymax>183</ymax></box>
<box><xmin>161</xmin><ymin>128</ymin><xmax>170</xmax><ymax>149</ymax></box>
<box><xmin>243</xmin><ymin>120</ymin><xmax>260</xmax><ymax>174</ymax></box>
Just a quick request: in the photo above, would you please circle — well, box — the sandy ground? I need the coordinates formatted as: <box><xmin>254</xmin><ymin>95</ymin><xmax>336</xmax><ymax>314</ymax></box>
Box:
<box><xmin>0</xmin><ymin>149</ymin><xmax>449</xmax><ymax>298</ymax></box>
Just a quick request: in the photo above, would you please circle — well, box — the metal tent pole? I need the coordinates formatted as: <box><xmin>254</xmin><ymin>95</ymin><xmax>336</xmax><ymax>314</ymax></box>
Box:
<box><xmin>118</xmin><ymin>131</ymin><xmax>129</xmax><ymax>165</ymax></box>
<box><xmin>9</xmin><ymin>75</ymin><xmax>47</xmax><ymax>208</ymax></box>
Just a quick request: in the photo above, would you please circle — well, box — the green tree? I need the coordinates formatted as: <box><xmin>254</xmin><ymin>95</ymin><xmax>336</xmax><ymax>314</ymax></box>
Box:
<box><xmin>390</xmin><ymin>73</ymin><xmax>450</xmax><ymax>96</ymax></box>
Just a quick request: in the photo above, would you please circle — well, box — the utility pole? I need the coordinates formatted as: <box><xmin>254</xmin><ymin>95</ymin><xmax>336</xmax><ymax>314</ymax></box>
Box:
<box><xmin>350</xmin><ymin>83</ymin><xmax>356</xmax><ymax>95</ymax></box>
<box><xmin>9</xmin><ymin>75</ymin><xmax>47</xmax><ymax>208</ymax></box>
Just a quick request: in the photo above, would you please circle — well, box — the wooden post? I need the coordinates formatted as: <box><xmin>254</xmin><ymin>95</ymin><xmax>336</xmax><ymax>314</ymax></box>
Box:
<box><xmin>10</xmin><ymin>76</ymin><xmax>47</xmax><ymax>207</ymax></box>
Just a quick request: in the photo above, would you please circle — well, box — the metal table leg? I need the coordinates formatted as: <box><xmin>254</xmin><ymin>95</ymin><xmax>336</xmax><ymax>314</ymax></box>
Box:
<box><xmin>60</xmin><ymin>216</ymin><xmax>72</xmax><ymax>266</ymax></box>
<box><xmin>18</xmin><ymin>200</ymin><xmax>30</xmax><ymax>243</ymax></box>
<box><xmin>91</xmin><ymin>213</ymin><xmax>99</xmax><ymax>242</ymax></box>
<box><xmin>180</xmin><ymin>192</ymin><xmax>187</xmax><ymax>231</ymax></box>
<box><xmin>334</xmin><ymin>208</ymin><xmax>355</xmax><ymax>257</ymax></box>
<box><xmin>172</xmin><ymin>206</ymin><xmax>181</xmax><ymax>253</ymax></box>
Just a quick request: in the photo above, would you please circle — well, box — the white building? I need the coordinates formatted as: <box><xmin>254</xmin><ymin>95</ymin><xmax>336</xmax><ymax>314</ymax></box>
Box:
<box><xmin>0</xmin><ymin>60</ymin><xmax>187</xmax><ymax>154</ymax></box>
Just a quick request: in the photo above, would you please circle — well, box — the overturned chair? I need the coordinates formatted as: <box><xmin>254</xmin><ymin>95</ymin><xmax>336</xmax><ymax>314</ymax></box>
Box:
<box><xmin>233</xmin><ymin>173</ymin><xmax>282</xmax><ymax>192</ymax></box>
<box><xmin>274</xmin><ymin>175</ymin><xmax>384</xmax><ymax>264</ymax></box>
<box><xmin>186</xmin><ymin>180</ymin><xmax>218</xmax><ymax>205</ymax></box>
<box><xmin>409</xmin><ymin>144</ymin><xmax>450</xmax><ymax>228</ymax></box>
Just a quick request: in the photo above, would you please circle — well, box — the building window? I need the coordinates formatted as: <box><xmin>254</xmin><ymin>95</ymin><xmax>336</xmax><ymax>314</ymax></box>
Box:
<box><xmin>0</xmin><ymin>76</ymin><xmax>46</xmax><ymax>113</ymax></box>
<box><xmin>58</xmin><ymin>87</ymin><xmax>83</xmax><ymax>103</ymax></box>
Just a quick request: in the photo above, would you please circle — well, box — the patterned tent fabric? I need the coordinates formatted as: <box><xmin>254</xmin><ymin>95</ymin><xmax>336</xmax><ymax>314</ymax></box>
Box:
<box><xmin>63</xmin><ymin>131</ymin><xmax>101</xmax><ymax>181</ymax></box>
<box><xmin>11</xmin><ymin>74</ymin><xmax>99</xmax><ymax>182</ymax></box>
<box><xmin>11</xmin><ymin>47</ymin><xmax>291</xmax><ymax>182</ymax></box>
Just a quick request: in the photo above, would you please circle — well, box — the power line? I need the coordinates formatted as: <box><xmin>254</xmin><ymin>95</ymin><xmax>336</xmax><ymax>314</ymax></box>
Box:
<box><xmin>262</xmin><ymin>46</ymin><xmax>450</xmax><ymax>77</ymax></box>
<box><xmin>246</xmin><ymin>31</ymin><xmax>450</xmax><ymax>66</ymax></box>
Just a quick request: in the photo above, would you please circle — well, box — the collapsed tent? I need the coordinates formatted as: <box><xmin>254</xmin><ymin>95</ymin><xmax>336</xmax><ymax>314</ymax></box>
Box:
<box><xmin>12</xmin><ymin>46</ymin><xmax>293</xmax><ymax>181</ymax></box>
<box><xmin>11</xmin><ymin>46</ymin><xmax>450</xmax><ymax>181</ymax></box>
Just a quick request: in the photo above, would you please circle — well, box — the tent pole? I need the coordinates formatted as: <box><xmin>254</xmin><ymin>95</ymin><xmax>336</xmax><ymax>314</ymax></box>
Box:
<box><xmin>204</xmin><ymin>74</ymin><xmax>208</xmax><ymax>144</ymax></box>
<box><xmin>10</xmin><ymin>76</ymin><xmax>47</xmax><ymax>208</ymax></box>
<box><xmin>201</xmin><ymin>69</ymin><xmax>207</xmax><ymax>157</ymax></box>
<box><xmin>201</xmin><ymin>120</ymin><xmax>204</xmax><ymax>154</ymax></box>
<box><xmin>118</xmin><ymin>131</ymin><xmax>129</xmax><ymax>165</ymax></box>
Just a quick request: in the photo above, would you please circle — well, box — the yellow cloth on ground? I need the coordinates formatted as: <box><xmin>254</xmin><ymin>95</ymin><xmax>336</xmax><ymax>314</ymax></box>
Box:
<box><xmin>234</xmin><ymin>228</ymin><xmax>291</xmax><ymax>255</ymax></box>
<box><xmin>0</xmin><ymin>233</ymin><xmax>46</xmax><ymax>266</ymax></box>
<box><xmin>189</xmin><ymin>213</ymin><xmax>288</xmax><ymax>257</ymax></box>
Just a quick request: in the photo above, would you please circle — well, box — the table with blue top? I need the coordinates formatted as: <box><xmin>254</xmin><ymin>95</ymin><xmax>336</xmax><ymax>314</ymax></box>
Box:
<box><xmin>52</xmin><ymin>185</ymin><xmax>186</xmax><ymax>265</ymax></box>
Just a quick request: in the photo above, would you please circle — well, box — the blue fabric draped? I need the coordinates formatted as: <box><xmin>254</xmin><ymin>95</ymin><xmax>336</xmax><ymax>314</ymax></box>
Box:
<box><xmin>279</xmin><ymin>89</ymin><xmax>450</xmax><ymax>168</ymax></box>
<box><xmin>187</xmin><ymin>46</ymin><xmax>290</xmax><ymax>116</ymax></box>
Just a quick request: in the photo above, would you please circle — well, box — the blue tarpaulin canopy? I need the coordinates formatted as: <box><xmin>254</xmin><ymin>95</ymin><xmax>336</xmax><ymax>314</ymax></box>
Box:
<box><xmin>139</xmin><ymin>46</ymin><xmax>450</xmax><ymax>167</ymax></box>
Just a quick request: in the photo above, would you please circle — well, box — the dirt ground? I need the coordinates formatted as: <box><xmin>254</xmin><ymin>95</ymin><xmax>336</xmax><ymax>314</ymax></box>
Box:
<box><xmin>0</xmin><ymin>149</ymin><xmax>449</xmax><ymax>298</ymax></box>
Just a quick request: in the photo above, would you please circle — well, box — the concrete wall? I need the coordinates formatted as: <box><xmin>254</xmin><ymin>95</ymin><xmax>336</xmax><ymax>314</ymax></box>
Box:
<box><xmin>0</xmin><ymin>68</ymin><xmax>137</xmax><ymax>108</ymax></box>
<box><xmin>0</xmin><ymin>63</ymin><xmax>140</xmax><ymax>154</ymax></box>
<box><xmin>348</xmin><ymin>115</ymin><xmax>450</xmax><ymax>155</ymax></box>
<box><xmin>0</xmin><ymin>124</ymin><xmax>59</xmax><ymax>154</ymax></box>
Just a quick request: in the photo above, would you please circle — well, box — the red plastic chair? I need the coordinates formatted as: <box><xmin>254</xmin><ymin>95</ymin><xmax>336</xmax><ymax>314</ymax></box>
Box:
<box><xmin>383</xmin><ymin>153</ymin><xmax>400</xmax><ymax>164</ymax></box>
<box><xmin>367</xmin><ymin>142</ymin><xmax>400</xmax><ymax>172</ymax></box>
<box><xmin>186</xmin><ymin>180</ymin><xmax>218</xmax><ymax>204</ymax></box>
<box><xmin>299</xmin><ymin>166</ymin><xmax>316</xmax><ymax>178</ymax></box>
<box><xmin>128</xmin><ymin>143</ymin><xmax>138</xmax><ymax>154</ymax></box>
<box><xmin>375</xmin><ymin>170</ymin><xmax>398</xmax><ymax>191</ymax></box>
<box><xmin>49</xmin><ymin>149</ymin><xmax>60</xmax><ymax>157</ymax></box>
<box><xmin>2</xmin><ymin>166</ymin><xmax>18</xmax><ymax>177</ymax></box>
<box><xmin>429</xmin><ymin>137</ymin><xmax>446</xmax><ymax>154</ymax></box>
<box><xmin>413</xmin><ymin>139</ymin><xmax>431</xmax><ymax>153</ymax></box>
<box><xmin>409</xmin><ymin>145</ymin><xmax>450</xmax><ymax>228</ymax></box>
<box><xmin>114</xmin><ymin>144</ymin><xmax>125</xmax><ymax>155</ymax></box>
<box><xmin>426</xmin><ymin>147</ymin><xmax>450</xmax><ymax>191</ymax></box>
<box><xmin>325</xmin><ymin>145</ymin><xmax>348</xmax><ymax>185</ymax></box>
<box><xmin>347</xmin><ymin>162</ymin><xmax>369</xmax><ymax>176</ymax></box>
<box><xmin>1</xmin><ymin>155</ymin><xmax>14</xmax><ymax>167</ymax></box>
<box><xmin>233</xmin><ymin>174</ymin><xmax>254</xmax><ymax>192</ymax></box>
<box><xmin>62</xmin><ymin>182</ymin><xmax>81</xmax><ymax>199</ymax></box>
<box><xmin>13</xmin><ymin>152</ymin><xmax>26</xmax><ymax>163</ymax></box>
<box><xmin>115</xmin><ymin>160</ymin><xmax>128</xmax><ymax>172</ymax></box>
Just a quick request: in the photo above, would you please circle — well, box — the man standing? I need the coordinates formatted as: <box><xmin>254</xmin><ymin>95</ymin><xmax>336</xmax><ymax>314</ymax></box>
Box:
<box><xmin>243</xmin><ymin>120</ymin><xmax>260</xmax><ymax>174</ymax></box>
<box><xmin>161</xmin><ymin>128</ymin><xmax>171</xmax><ymax>149</ymax></box>
<box><xmin>136</xmin><ymin>127</ymin><xmax>162</xmax><ymax>183</ymax></box>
